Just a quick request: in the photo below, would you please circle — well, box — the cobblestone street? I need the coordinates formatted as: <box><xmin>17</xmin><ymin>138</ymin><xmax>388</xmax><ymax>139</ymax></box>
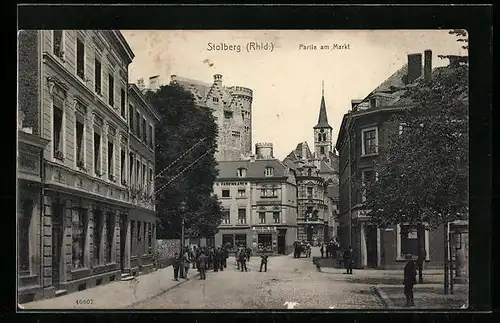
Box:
<box><xmin>132</xmin><ymin>252</ymin><xmax>385</xmax><ymax>309</ymax></box>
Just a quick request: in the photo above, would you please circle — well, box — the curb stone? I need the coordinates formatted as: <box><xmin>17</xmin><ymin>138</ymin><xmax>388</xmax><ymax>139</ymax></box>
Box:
<box><xmin>126</xmin><ymin>271</ymin><xmax>200</xmax><ymax>308</ymax></box>
<box><xmin>371</xmin><ymin>285</ymin><xmax>393</xmax><ymax>308</ymax></box>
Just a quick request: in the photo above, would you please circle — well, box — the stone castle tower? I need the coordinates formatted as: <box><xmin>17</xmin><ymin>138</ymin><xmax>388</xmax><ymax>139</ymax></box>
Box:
<box><xmin>314</xmin><ymin>81</ymin><xmax>333</xmax><ymax>162</ymax></box>
<box><xmin>146</xmin><ymin>74</ymin><xmax>253</xmax><ymax>161</ymax></box>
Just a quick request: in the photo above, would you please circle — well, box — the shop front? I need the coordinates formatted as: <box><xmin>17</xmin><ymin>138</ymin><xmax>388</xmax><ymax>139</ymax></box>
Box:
<box><xmin>17</xmin><ymin>130</ymin><xmax>49</xmax><ymax>303</ymax></box>
<box><xmin>215</xmin><ymin>227</ymin><xmax>251</xmax><ymax>253</ymax></box>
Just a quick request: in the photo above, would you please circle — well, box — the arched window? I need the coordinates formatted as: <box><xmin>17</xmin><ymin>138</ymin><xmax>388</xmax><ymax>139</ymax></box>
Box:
<box><xmin>237</xmin><ymin>167</ymin><xmax>247</xmax><ymax>177</ymax></box>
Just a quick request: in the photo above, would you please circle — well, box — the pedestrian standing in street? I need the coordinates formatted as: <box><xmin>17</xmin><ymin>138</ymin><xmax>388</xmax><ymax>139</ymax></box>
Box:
<box><xmin>336</xmin><ymin>248</ymin><xmax>342</xmax><ymax>269</ymax></box>
<box><xmin>192</xmin><ymin>246</ymin><xmax>198</xmax><ymax>269</ymax></box>
<box><xmin>207</xmin><ymin>248</ymin><xmax>213</xmax><ymax>270</ymax></box>
<box><xmin>213</xmin><ymin>247</ymin><xmax>220</xmax><ymax>272</ymax></box>
<box><xmin>222</xmin><ymin>246</ymin><xmax>228</xmax><ymax>269</ymax></box>
<box><xmin>343</xmin><ymin>246</ymin><xmax>353</xmax><ymax>274</ymax></box>
<box><xmin>239</xmin><ymin>248</ymin><xmax>248</xmax><ymax>272</ymax></box>
<box><xmin>218</xmin><ymin>247</ymin><xmax>225</xmax><ymax>271</ymax></box>
<box><xmin>172</xmin><ymin>252</ymin><xmax>181</xmax><ymax>281</ymax></box>
<box><xmin>235</xmin><ymin>248</ymin><xmax>241</xmax><ymax>270</ymax></box>
<box><xmin>259</xmin><ymin>251</ymin><xmax>268</xmax><ymax>272</ymax></box>
<box><xmin>198</xmin><ymin>250</ymin><xmax>207</xmax><ymax>280</ymax></box>
<box><xmin>246</xmin><ymin>247</ymin><xmax>251</xmax><ymax>262</ymax></box>
<box><xmin>320</xmin><ymin>244</ymin><xmax>324</xmax><ymax>258</ymax></box>
<box><xmin>417</xmin><ymin>247</ymin><xmax>427</xmax><ymax>284</ymax></box>
<box><xmin>182</xmin><ymin>250</ymin><xmax>190</xmax><ymax>280</ymax></box>
<box><xmin>403</xmin><ymin>254</ymin><xmax>417</xmax><ymax>306</ymax></box>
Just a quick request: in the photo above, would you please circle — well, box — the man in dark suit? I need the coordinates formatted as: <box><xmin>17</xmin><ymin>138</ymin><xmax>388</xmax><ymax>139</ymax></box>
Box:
<box><xmin>343</xmin><ymin>246</ymin><xmax>353</xmax><ymax>274</ymax></box>
<box><xmin>259</xmin><ymin>251</ymin><xmax>269</xmax><ymax>272</ymax></box>
<box><xmin>172</xmin><ymin>252</ymin><xmax>181</xmax><ymax>281</ymax></box>
<box><xmin>403</xmin><ymin>254</ymin><xmax>417</xmax><ymax>306</ymax></box>
<box><xmin>222</xmin><ymin>247</ymin><xmax>229</xmax><ymax>269</ymax></box>
<box><xmin>239</xmin><ymin>247</ymin><xmax>248</xmax><ymax>272</ymax></box>
<box><xmin>198</xmin><ymin>250</ymin><xmax>207</xmax><ymax>280</ymax></box>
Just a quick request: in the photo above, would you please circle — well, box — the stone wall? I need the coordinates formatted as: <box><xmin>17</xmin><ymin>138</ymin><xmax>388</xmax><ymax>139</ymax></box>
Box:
<box><xmin>156</xmin><ymin>239</ymin><xmax>182</xmax><ymax>268</ymax></box>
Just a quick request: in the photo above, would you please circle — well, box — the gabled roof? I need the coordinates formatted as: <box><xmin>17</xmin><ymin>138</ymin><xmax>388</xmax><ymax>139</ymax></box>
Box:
<box><xmin>216</xmin><ymin>159</ymin><xmax>288</xmax><ymax>180</ymax></box>
<box><xmin>291</xmin><ymin>142</ymin><xmax>314</xmax><ymax>160</ymax></box>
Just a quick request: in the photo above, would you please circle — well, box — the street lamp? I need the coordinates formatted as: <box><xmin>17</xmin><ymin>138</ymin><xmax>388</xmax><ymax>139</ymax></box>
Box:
<box><xmin>179</xmin><ymin>201</ymin><xmax>187</xmax><ymax>278</ymax></box>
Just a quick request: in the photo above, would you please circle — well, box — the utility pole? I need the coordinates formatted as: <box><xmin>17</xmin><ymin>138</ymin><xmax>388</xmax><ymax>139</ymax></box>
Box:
<box><xmin>444</xmin><ymin>221</ymin><xmax>449</xmax><ymax>294</ymax></box>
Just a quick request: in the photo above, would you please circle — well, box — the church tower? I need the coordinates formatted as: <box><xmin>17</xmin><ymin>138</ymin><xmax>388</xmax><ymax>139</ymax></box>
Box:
<box><xmin>314</xmin><ymin>81</ymin><xmax>333</xmax><ymax>162</ymax></box>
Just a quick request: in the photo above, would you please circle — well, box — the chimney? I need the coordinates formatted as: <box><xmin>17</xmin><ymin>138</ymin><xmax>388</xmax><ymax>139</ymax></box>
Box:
<box><xmin>424</xmin><ymin>50</ymin><xmax>432</xmax><ymax>81</ymax></box>
<box><xmin>214</xmin><ymin>74</ymin><xmax>223</xmax><ymax>86</ymax></box>
<box><xmin>407</xmin><ymin>53</ymin><xmax>422</xmax><ymax>84</ymax></box>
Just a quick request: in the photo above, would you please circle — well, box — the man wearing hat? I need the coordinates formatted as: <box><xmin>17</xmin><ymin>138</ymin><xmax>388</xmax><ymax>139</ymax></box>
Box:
<box><xmin>403</xmin><ymin>254</ymin><xmax>417</xmax><ymax>306</ymax></box>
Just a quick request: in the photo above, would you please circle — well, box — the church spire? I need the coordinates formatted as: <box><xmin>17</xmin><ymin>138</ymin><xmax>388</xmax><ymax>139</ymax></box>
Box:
<box><xmin>314</xmin><ymin>81</ymin><xmax>332</xmax><ymax>129</ymax></box>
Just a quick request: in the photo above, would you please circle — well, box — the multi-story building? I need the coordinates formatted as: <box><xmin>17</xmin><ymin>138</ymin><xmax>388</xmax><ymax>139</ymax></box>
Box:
<box><xmin>283</xmin><ymin>89</ymin><xmax>340</xmax><ymax>244</ymax></box>
<box><xmin>213</xmin><ymin>143</ymin><xmax>298</xmax><ymax>255</ymax></box>
<box><xmin>126</xmin><ymin>83</ymin><xmax>161</xmax><ymax>277</ymax></box>
<box><xmin>141</xmin><ymin>74</ymin><xmax>253</xmax><ymax>161</ymax></box>
<box><xmin>17</xmin><ymin>30</ymin><xmax>159</xmax><ymax>302</ymax></box>
<box><xmin>335</xmin><ymin>50</ymin><xmax>447</xmax><ymax>269</ymax></box>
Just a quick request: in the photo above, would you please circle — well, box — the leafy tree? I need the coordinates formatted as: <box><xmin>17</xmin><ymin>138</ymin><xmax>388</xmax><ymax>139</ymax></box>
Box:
<box><xmin>362</xmin><ymin>59</ymin><xmax>468</xmax><ymax>230</ymax></box>
<box><xmin>145</xmin><ymin>84</ymin><xmax>223</xmax><ymax>239</ymax></box>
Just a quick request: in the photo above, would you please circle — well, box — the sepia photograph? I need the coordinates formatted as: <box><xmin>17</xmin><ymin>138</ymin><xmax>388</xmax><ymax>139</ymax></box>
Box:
<box><xmin>17</xmin><ymin>29</ymin><xmax>469</xmax><ymax>310</ymax></box>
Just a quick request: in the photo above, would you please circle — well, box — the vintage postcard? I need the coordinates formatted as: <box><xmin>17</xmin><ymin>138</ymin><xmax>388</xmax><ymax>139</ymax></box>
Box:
<box><xmin>17</xmin><ymin>29</ymin><xmax>469</xmax><ymax>310</ymax></box>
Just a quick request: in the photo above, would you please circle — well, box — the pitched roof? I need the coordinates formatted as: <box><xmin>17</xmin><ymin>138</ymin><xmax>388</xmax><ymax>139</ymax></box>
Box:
<box><xmin>314</xmin><ymin>95</ymin><xmax>332</xmax><ymax>129</ymax></box>
<box><xmin>171</xmin><ymin>76</ymin><xmax>211</xmax><ymax>107</ymax></box>
<box><xmin>372</xmin><ymin>64</ymin><xmax>409</xmax><ymax>93</ymax></box>
<box><xmin>216</xmin><ymin>159</ymin><xmax>288</xmax><ymax>179</ymax></box>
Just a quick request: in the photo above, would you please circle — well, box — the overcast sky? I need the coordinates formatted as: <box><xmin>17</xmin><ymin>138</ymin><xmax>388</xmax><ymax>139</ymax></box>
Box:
<box><xmin>121</xmin><ymin>30</ymin><xmax>467</xmax><ymax>160</ymax></box>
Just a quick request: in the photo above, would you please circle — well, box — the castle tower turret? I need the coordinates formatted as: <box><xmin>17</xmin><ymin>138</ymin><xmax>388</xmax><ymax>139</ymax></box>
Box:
<box><xmin>229</xmin><ymin>86</ymin><xmax>253</xmax><ymax>156</ymax></box>
<box><xmin>314</xmin><ymin>81</ymin><xmax>333</xmax><ymax>162</ymax></box>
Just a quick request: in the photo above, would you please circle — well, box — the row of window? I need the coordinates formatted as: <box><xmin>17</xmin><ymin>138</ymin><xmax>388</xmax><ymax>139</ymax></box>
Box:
<box><xmin>18</xmin><ymin>200</ymin><xmax>156</xmax><ymax>275</ymax></box>
<box><xmin>220</xmin><ymin>187</ymin><xmax>279</xmax><ymax>198</ymax></box>
<box><xmin>52</xmin><ymin>95</ymin><xmax>153</xmax><ymax>194</ymax></box>
<box><xmin>52</xmin><ymin>30</ymin><xmax>155</xmax><ymax>149</ymax></box>
<box><xmin>221</xmin><ymin>209</ymin><xmax>281</xmax><ymax>225</ymax></box>
<box><xmin>53</xmin><ymin>31</ymin><xmax>128</xmax><ymax>118</ymax></box>
<box><xmin>53</xmin><ymin>101</ymin><xmax>153</xmax><ymax>192</ymax></box>
<box><xmin>360</xmin><ymin>123</ymin><xmax>407</xmax><ymax>156</ymax></box>
<box><xmin>235</xmin><ymin>167</ymin><xmax>274</xmax><ymax>178</ymax></box>
<box><xmin>129</xmin><ymin>102</ymin><xmax>154</xmax><ymax>149</ymax></box>
<box><xmin>130</xmin><ymin>219</ymin><xmax>155</xmax><ymax>258</ymax></box>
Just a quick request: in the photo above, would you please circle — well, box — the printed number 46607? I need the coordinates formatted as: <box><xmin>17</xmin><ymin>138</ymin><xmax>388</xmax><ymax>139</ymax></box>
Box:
<box><xmin>76</xmin><ymin>299</ymin><xmax>93</xmax><ymax>305</ymax></box>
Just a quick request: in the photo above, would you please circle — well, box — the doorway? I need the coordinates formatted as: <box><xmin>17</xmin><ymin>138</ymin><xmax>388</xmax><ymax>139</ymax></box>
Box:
<box><xmin>366</xmin><ymin>225</ymin><xmax>378</xmax><ymax>268</ymax></box>
<box><xmin>51</xmin><ymin>203</ymin><xmax>64</xmax><ymax>289</ymax></box>
<box><xmin>306</xmin><ymin>226</ymin><xmax>313</xmax><ymax>241</ymax></box>
<box><xmin>277</xmin><ymin>230</ymin><xmax>286</xmax><ymax>254</ymax></box>
<box><xmin>119</xmin><ymin>215</ymin><xmax>127</xmax><ymax>272</ymax></box>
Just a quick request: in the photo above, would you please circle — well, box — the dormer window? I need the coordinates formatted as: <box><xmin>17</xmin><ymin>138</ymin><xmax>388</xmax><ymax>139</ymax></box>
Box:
<box><xmin>370</xmin><ymin>97</ymin><xmax>377</xmax><ymax>108</ymax></box>
<box><xmin>265</xmin><ymin>167</ymin><xmax>274</xmax><ymax>177</ymax></box>
<box><xmin>237</xmin><ymin>168</ymin><xmax>247</xmax><ymax>177</ymax></box>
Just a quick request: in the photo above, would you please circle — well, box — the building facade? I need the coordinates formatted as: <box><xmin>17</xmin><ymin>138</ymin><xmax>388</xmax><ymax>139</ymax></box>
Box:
<box><xmin>17</xmin><ymin>30</ymin><xmax>159</xmax><ymax>302</ymax></box>
<box><xmin>17</xmin><ymin>113</ymin><xmax>50</xmax><ymax>303</ymax></box>
<box><xmin>141</xmin><ymin>74</ymin><xmax>253</xmax><ymax>161</ymax></box>
<box><xmin>126</xmin><ymin>83</ymin><xmax>161</xmax><ymax>277</ymax></box>
<box><xmin>283</xmin><ymin>90</ymin><xmax>340</xmax><ymax>244</ymax></box>
<box><xmin>335</xmin><ymin>50</ymin><xmax>449</xmax><ymax>269</ymax></box>
<box><xmin>213</xmin><ymin>143</ymin><xmax>298</xmax><ymax>255</ymax></box>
